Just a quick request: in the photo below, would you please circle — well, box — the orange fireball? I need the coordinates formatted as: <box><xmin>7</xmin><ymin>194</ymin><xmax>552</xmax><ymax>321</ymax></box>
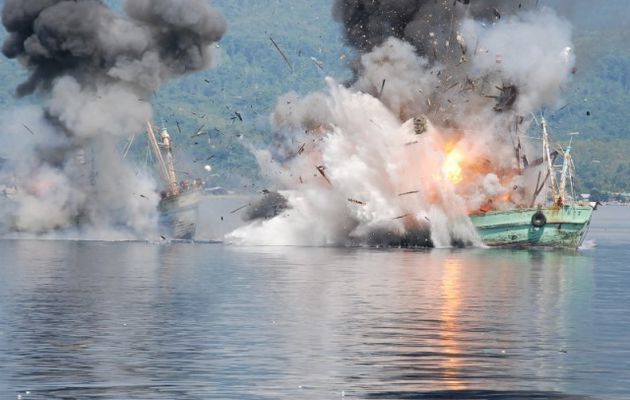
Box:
<box><xmin>443</xmin><ymin>149</ymin><xmax>463</xmax><ymax>184</ymax></box>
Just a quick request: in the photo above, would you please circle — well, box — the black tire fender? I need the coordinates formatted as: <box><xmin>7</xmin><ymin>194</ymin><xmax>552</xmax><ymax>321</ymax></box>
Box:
<box><xmin>531</xmin><ymin>211</ymin><xmax>547</xmax><ymax>228</ymax></box>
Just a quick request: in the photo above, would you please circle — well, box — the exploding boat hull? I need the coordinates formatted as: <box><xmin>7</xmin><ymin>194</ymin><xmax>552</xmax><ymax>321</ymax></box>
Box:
<box><xmin>470</xmin><ymin>204</ymin><xmax>595</xmax><ymax>249</ymax></box>
<box><xmin>158</xmin><ymin>190</ymin><xmax>201</xmax><ymax>240</ymax></box>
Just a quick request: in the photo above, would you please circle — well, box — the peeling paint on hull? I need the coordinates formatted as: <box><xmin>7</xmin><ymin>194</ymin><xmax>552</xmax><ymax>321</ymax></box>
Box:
<box><xmin>470</xmin><ymin>205</ymin><xmax>594</xmax><ymax>249</ymax></box>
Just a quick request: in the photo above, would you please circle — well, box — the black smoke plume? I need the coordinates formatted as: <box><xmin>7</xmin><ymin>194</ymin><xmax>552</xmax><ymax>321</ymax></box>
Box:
<box><xmin>333</xmin><ymin>0</ymin><xmax>535</xmax><ymax>64</ymax></box>
<box><xmin>2</xmin><ymin>0</ymin><xmax>227</xmax><ymax>96</ymax></box>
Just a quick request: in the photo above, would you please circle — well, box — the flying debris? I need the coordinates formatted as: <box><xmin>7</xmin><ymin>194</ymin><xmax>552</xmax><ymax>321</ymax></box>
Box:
<box><xmin>191</xmin><ymin>125</ymin><xmax>206</xmax><ymax>137</ymax></box>
<box><xmin>491</xmin><ymin>85</ymin><xmax>519</xmax><ymax>112</ymax></box>
<box><xmin>269</xmin><ymin>36</ymin><xmax>293</xmax><ymax>72</ymax></box>
<box><xmin>378</xmin><ymin>79</ymin><xmax>386</xmax><ymax>98</ymax></box>
<box><xmin>347</xmin><ymin>198</ymin><xmax>367</xmax><ymax>206</ymax></box>
<box><xmin>22</xmin><ymin>124</ymin><xmax>35</xmax><ymax>135</ymax></box>
<box><xmin>528</xmin><ymin>151</ymin><xmax>558</xmax><ymax>168</ymax></box>
<box><xmin>243</xmin><ymin>192</ymin><xmax>289</xmax><ymax>221</ymax></box>
<box><xmin>231</xmin><ymin>111</ymin><xmax>243</xmax><ymax>122</ymax></box>
<box><xmin>315</xmin><ymin>165</ymin><xmax>332</xmax><ymax>185</ymax></box>
<box><xmin>230</xmin><ymin>204</ymin><xmax>250</xmax><ymax>214</ymax></box>
<box><xmin>413</xmin><ymin>116</ymin><xmax>428</xmax><ymax>135</ymax></box>
<box><xmin>311</xmin><ymin>57</ymin><xmax>324</xmax><ymax>71</ymax></box>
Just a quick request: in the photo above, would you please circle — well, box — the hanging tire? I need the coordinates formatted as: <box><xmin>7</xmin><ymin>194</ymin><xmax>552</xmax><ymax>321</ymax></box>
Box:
<box><xmin>531</xmin><ymin>211</ymin><xmax>547</xmax><ymax>228</ymax></box>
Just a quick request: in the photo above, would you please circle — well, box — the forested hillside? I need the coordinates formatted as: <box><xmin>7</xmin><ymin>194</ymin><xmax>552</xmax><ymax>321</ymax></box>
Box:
<box><xmin>549</xmin><ymin>1</ymin><xmax>630</xmax><ymax>195</ymax></box>
<box><xmin>0</xmin><ymin>0</ymin><xmax>628</xmax><ymax>195</ymax></box>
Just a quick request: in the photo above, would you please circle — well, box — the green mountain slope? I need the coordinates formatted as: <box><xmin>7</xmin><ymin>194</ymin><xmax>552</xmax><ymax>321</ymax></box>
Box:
<box><xmin>0</xmin><ymin>0</ymin><xmax>628</xmax><ymax>194</ymax></box>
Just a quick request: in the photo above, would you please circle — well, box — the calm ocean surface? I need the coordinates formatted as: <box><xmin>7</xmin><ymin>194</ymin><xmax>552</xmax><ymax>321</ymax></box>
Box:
<box><xmin>0</xmin><ymin>206</ymin><xmax>629</xmax><ymax>399</ymax></box>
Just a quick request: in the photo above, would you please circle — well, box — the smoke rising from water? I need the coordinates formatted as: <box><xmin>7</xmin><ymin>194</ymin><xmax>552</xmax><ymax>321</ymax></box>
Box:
<box><xmin>0</xmin><ymin>0</ymin><xmax>226</xmax><ymax>239</ymax></box>
<box><xmin>229</xmin><ymin>2</ymin><xmax>575</xmax><ymax>247</ymax></box>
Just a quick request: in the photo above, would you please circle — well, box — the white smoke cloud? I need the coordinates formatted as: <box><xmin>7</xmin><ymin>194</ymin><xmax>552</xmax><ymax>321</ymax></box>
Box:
<box><xmin>229</xmin><ymin>80</ymin><xmax>481</xmax><ymax>247</ymax></box>
<box><xmin>353</xmin><ymin>38</ymin><xmax>439</xmax><ymax>120</ymax></box>
<box><xmin>462</xmin><ymin>8</ymin><xmax>575</xmax><ymax>112</ymax></box>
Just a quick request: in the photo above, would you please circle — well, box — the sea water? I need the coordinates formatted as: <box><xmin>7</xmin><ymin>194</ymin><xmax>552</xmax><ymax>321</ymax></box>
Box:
<box><xmin>0</xmin><ymin>206</ymin><xmax>628</xmax><ymax>399</ymax></box>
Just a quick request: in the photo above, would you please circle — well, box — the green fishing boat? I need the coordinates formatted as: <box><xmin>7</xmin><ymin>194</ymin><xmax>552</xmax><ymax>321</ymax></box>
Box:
<box><xmin>470</xmin><ymin>117</ymin><xmax>597</xmax><ymax>249</ymax></box>
<box><xmin>470</xmin><ymin>204</ymin><xmax>594</xmax><ymax>248</ymax></box>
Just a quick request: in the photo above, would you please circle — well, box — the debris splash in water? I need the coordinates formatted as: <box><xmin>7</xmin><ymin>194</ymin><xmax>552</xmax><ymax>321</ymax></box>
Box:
<box><xmin>229</xmin><ymin>2</ymin><xmax>575</xmax><ymax>247</ymax></box>
<box><xmin>0</xmin><ymin>0</ymin><xmax>226</xmax><ymax>239</ymax></box>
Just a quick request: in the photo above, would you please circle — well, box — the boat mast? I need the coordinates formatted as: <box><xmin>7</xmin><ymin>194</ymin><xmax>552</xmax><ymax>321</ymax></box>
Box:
<box><xmin>160</xmin><ymin>125</ymin><xmax>180</xmax><ymax>196</ymax></box>
<box><xmin>541</xmin><ymin>117</ymin><xmax>559</xmax><ymax>203</ymax></box>
<box><xmin>146</xmin><ymin>121</ymin><xmax>179</xmax><ymax>196</ymax></box>
<box><xmin>558</xmin><ymin>137</ymin><xmax>575</xmax><ymax>206</ymax></box>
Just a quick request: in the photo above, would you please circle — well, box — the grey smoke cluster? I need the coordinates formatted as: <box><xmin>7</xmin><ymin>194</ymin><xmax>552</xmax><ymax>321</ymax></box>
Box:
<box><xmin>0</xmin><ymin>0</ymin><xmax>226</xmax><ymax>238</ymax></box>
<box><xmin>333</xmin><ymin>0</ymin><xmax>535</xmax><ymax>64</ymax></box>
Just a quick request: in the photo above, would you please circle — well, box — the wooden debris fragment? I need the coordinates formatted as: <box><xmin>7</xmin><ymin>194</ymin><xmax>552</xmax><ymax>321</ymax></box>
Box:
<box><xmin>230</xmin><ymin>204</ymin><xmax>250</xmax><ymax>214</ymax></box>
<box><xmin>316</xmin><ymin>165</ymin><xmax>332</xmax><ymax>185</ymax></box>
<box><xmin>22</xmin><ymin>124</ymin><xmax>35</xmax><ymax>135</ymax></box>
<box><xmin>310</xmin><ymin>57</ymin><xmax>324</xmax><ymax>71</ymax></box>
<box><xmin>269</xmin><ymin>36</ymin><xmax>293</xmax><ymax>72</ymax></box>
<box><xmin>230</xmin><ymin>111</ymin><xmax>243</xmax><ymax>122</ymax></box>
<box><xmin>347</xmin><ymin>198</ymin><xmax>366</xmax><ymax>206</ymax></box>
<box><xmin>191</xmin><ymin>124</ymin><xmax>206</xmax><ymax>137</ymax></box>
